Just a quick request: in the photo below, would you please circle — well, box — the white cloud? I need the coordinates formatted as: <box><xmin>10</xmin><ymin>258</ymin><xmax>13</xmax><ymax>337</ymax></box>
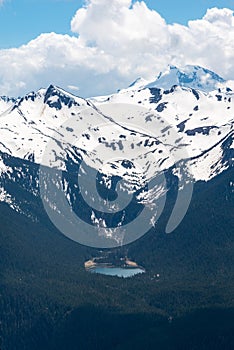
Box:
<box><xmin>203</xmin><ymin>7</ymin><xmax>234</xmax><ymax>25</ymax></box>
<box><xmin>67</xmin><ymin>84</ymin><xmax>80</xmax><ymax>91</ymax></box>
<box><xmin>0</xmin><ymin>1</ymin><xmax>234</xmax><ymax>97</ymax></box>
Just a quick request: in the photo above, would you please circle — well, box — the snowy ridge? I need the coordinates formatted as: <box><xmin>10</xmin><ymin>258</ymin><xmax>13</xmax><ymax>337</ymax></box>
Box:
<box><xmin>0</xmin><ymin>65</ymin><xmax>233</xmax><ymax>219</ymax></box>
<box><xmin>91</xmin><ymin>68</ymin><xmax>233</xmax><ymax>181</ymax></box>
<box><xmin>0</xmin><ymin>85</ymin><xmax>91</xmax><ymax>164</ymax></box>
<box><xmin>146</xmin><ymin>65</ymin><xmax>226</xmax><ymax>92</ymax></box>
<box><xmin>122</xmin><ymin>65</ymin><xmax>228</xmax><ymax>93</ymax></box>
<box><xmin>0</xmin><ymin>96</ymin><xmax>16</xmax><ymax>115</ymax></box>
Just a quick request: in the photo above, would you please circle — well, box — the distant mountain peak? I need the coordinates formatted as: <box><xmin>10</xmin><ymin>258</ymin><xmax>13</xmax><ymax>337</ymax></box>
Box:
<box><xmin>146</xmin><ymin>65</ymin><xmax>226</xmax><ymax>92</ymax></box>
<box><xmin>128</xmin><ymin>77</ymin><xmax>148</xmax><ymax>89</ymax></box>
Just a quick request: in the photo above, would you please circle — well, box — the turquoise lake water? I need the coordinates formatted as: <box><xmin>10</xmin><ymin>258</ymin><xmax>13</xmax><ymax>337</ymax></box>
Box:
<box><xmin>89</xmin><ymin>266</ymin><xmax>145</xmax><ymax>278</ymax></box>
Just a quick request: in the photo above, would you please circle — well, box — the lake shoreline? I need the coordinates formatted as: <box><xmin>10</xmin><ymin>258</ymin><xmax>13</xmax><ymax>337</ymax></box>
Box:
<box><xmin>84</xmin><ymin>257</ymin><xmax>146</xmax><ymax>277</ymax></box>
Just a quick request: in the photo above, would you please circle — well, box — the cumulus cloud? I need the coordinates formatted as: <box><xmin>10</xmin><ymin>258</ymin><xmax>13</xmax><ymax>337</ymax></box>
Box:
<box><xmin>0</xmin><ymin>0</ymin><xmax>234</xmax><ymax>97</ymax></box>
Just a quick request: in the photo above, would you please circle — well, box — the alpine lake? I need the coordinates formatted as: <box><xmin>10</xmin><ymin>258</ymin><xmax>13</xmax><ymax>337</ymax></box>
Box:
<box><xmin>85</xmin><ymin>251</ymin><xmax>145</xmax><ymax>278</ymax></box>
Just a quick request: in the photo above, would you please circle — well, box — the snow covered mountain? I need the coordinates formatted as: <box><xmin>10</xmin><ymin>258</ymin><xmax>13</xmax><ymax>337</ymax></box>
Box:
<box><xmin>147</xmin><ymin>65</ymin><xmax>227</xmax><ymax>92</ymax></box>
<box><xmin>0</xmin><ymin>65</ymin><xmax>233</xmax><ymax>246</ymax></box>
<box><xmin>125</xmin><ymin>65</ymin><xmax>227</xmax><ymax>92</ymax></box>
<box><xmin>0</xmin><ymin>95</ymin><xmax>16</xmax><ymax>114</ymax></box>
<box><xmin>91</xmin><ymin>65</ymin><xmax>233</xmax><ymax>183</ymax></box>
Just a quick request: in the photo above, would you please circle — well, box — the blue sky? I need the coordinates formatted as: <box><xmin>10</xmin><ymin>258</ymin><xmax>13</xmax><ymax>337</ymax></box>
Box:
<box><xmin>0</xmin><ymin>0</ymin><xmax>233</xmax><ymax>97</ymax></box>
<box><xmin>0</xmin><ymin>0</ymin><xmax>233</xmax><ymax>49</ymax></box>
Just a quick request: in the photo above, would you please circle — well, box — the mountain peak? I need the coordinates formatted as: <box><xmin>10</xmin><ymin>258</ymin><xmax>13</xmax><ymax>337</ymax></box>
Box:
<box><xmin>146</xmin><ymin>65</ymin><xmax>226</xmax><ymax>92</ymax></box>
<box><xmin>43</xmin><ymin>84</ymin><xmax>84</xmax><ymax>110</ymax></box>
<box><xmin>128</xmin><ymin>77</ymin><xmax>148</xmax><ymax>89</ymax></box>
<box><xmin>0</xmin><ymin>95</ymin><xmax>17</xmax><ymax>114</ymax></box>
